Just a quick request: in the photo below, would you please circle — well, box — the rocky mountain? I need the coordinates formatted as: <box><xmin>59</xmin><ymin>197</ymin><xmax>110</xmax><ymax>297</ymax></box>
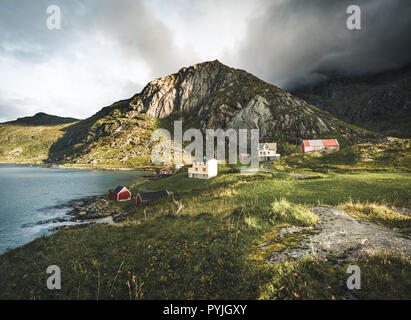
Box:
<box><xmin>131</xmin><ymin>60</ymin><xmax>375</xmax><ymax>141</ymax></box>
<box><xmin>5</xmin><ymin>112</ymin><xmax>79</xmax><ymax>126</ymax></box>
<box><xmin>294</xmin><ymin>65</ymin><xmax>411</xmax><ymax>138</ymax></box>
<box><xmin>45</xmin><ymin>60</ymin><xmax>377</xmax><ymax>165</ymax></box>
<box><xmin>0</xmin><ymin>60</ymin><xmax>379</xmax><ymax>166</ymax></box>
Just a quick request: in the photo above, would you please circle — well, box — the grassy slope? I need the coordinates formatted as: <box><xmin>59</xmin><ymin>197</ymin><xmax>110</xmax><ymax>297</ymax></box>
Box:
<box><xmin>273</xmin><ymin>138</ymin><xmax>411</xmax><ymax>173</ymax></box>
<box><xmin>0</xmin><ymin>109</ymin><xmax>159</xmax><ymax>168</ymax></box>
<box><xmin>0</xmin><ymin>123</ymin><xmax>74</xmax><ymax>163</ymax></box>
<box><xmin>47</xmin><ymin>103</ymin><xmax>159</xmax><ymax>168</ymax></box>
<box><xmin>0</xmin><ymin>159</ymin><xmax>410</xmax><ymax>299</ymax></box>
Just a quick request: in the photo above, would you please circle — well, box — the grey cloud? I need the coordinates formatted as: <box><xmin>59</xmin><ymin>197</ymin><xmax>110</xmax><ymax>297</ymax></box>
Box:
<box><xmin>0</xmin><ymin>0</ymin><xmax>197</xmax><ymax>76</ymax></box>
<box><xmin>0</xmin><ymin>0</ymin><xmax>76</xmax><ymax>62</ymax></box>
<box><xmin>235</xmin><ymin>0</ymin><xmax>411</xmax><ymax>89</ymax></box>
<box><xmin>69</xmin><ymin>0</ymin><xmax>199</xmax><ymax>78</ymax></box>
<box><xmin>0</xmin><ymin>0</ymin><xmax>198</xmax><ymax>121</ymax></box>
<box><xmin>0</xmin><ymin>93</ymin><xmax>37</xmax><ymax>122</ymax></box>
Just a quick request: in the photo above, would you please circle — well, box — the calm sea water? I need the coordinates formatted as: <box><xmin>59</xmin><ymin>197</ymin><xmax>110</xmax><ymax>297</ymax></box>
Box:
<box><xmin>0</xmin><ymin>164</ymin><xmax>144</xmax><ymax>254</ymax></box>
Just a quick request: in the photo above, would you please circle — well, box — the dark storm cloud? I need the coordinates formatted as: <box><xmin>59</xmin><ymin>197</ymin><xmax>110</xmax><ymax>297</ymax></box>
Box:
<box><xmin>236</xmin><ymin>0</ymin><xmax>411</xmax><ymax>89</ymax></box>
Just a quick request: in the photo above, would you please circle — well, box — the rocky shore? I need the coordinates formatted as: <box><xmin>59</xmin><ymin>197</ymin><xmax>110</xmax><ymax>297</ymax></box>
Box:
<box><xmin>44</xmin><ymin>194</ymin><xmax>130</xmax><ymax>232</ymax></box>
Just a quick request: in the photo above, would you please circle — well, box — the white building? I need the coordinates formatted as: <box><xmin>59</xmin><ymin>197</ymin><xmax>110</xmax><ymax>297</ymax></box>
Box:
<box><xmin>188</xmin><ymin>159</ymin><xmax>218</xmax><ymax>179</ymax></box>
<box><xmin>258</xmin><ymin>143</ymin><xmax>280</xmax><ymax>161</ymax></box>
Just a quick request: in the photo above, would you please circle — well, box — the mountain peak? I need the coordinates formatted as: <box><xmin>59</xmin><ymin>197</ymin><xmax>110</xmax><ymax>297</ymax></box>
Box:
<box><xmin>180</xmin><ymin>59</ymin><xmax>224</xmax><ymax>71</ymax></box>
<box><xmin>5</xmin><ymin>112</ymin><xmax>79</xmax><ymax>126</ymax></box>
<box><xmin>47</xmin><ymin>61</ymin><xmax>377</xmax><ymax>164</ymax></box>
<box><xmin>127</xmin><ymin>60</ymin><xmax>374</xmax><ymax>144</ymax></box>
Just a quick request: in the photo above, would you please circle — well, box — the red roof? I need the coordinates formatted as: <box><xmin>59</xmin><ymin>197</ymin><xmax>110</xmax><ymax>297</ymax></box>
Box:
<box><xmin>302</xmin><ymin>139</ymin><xmax>339</xmax><ymax>147</ymax></box>
<box><xmin>303</xmin><ymin>140</ymin><xmax>311</xmax><ymax>147</ymax></box>
<box><xmin>111</xmin><ymin>186</ymin><xmax>130</xmax><ymax>194</ymax></box>
<box><xmin>322</xmin><ymin>139</ymin><xmax>339</xmax><ymax>147</ymax></box>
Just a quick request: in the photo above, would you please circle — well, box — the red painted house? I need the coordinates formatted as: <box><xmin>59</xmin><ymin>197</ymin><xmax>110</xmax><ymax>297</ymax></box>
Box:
<box><xmin>302</xmin><ymin>139</ymin><xmax>340</xmax><ymax>153</ymax></box>
<box><xmin>109</xmin><ymin>186</ymin><xmax>132</xmax><ymax>201</ymax></box>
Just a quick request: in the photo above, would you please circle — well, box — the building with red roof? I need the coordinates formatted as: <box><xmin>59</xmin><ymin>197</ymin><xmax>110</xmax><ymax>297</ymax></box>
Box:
<box><xmin>302</xmin><ymin>139</ymin><xmax>340</xmax><ymax>153</ymax></box>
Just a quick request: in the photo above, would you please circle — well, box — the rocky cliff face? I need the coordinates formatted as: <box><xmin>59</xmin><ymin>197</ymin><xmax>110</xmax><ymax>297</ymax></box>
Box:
<box><xmin>47</xmin><ymin>60</ymin><xmax>377</xmax><ymax>165</ymax></box>
<box><xmin>294</xmin><ymin>65</ymin><xmax>411</xmax><ymax>138</ymax></box>
<box><xmin>130</xmin><ymin>60</ymin><xmax>373</xmax><ymax>142</ymax></box>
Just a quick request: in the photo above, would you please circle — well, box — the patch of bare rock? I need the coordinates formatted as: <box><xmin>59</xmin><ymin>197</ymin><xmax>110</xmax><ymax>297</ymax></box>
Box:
<box><xmin>268</xmin><ymin>207</ymin><xmax>411</xmax><ymax>264</ymax></box>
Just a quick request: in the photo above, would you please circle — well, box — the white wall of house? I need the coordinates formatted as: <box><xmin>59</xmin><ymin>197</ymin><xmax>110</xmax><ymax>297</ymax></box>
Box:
<box><xmin>188</xmin><ymin>159</ymin><xmax>218</xmax><ymax>179</ymax></box>
<box><xmin>207</xmin><ymin>159</ymin><xmax>218</xmax><ymax>178</ymax></box>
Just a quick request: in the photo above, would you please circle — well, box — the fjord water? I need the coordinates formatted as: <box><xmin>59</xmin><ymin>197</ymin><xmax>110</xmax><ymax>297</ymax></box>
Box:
<box><xmin>0</xmin><ymin>164</ymin><xmax>143</xmax><ymax>254</ymax></box>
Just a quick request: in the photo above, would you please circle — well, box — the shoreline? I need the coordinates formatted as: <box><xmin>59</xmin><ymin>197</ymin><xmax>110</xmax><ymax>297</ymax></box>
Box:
<box><xmin>0</xmin><ymin>161</ymin><xmax>157</xmax><ymax>172</ymax></box>
<box><xmin>46</xmin><ymin>194</ymin><xmax>123</xmax><ymax>231</ymax></box>
<box><xmin>37</xmin><ymin>193</ymin><xmax>133</xmax><ymax>233</ymax></box>
<box><xmin>42</xmin><ymin>174</ymin><xmax>150</xmax><ymax>231</ymax></box>
<box><xmin>0</xmin><ymin>165</ymin><xmax>151</xmax><ymax>253</ymax></box>
<box><xmin>0</xmin><ymin>172</ymin><xmax>149</xmax><ymax>256</ymax></box>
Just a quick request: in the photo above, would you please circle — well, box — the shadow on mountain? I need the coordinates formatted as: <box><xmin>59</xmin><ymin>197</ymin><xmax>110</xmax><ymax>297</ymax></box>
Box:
<box><xmin>46</xmin><ymin>99</ymin><xmax>132</xmax><ymax>163</ymax></box>
<box><xmin>294</xmin><ymin>64</ymin><xmax>411</xmax><ymax>138</ymax></box>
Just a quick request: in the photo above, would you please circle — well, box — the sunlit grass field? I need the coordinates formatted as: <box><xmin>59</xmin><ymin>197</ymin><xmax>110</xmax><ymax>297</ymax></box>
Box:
<box><xmin>0</xmin><ymin>124</ymin><xmax>71</xmax><ymax>163</ymax></box>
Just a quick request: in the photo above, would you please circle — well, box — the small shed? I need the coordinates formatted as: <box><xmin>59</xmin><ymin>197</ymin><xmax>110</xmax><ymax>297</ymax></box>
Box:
<box><xmin>136</xmin><ymin>190</ymin><xmax>169</xmax><ymax>206</ymax></box>
<box><xmin>109</xmin><ymin>186</ymin><xmax>132</xmax><ymax>201</ymax></box>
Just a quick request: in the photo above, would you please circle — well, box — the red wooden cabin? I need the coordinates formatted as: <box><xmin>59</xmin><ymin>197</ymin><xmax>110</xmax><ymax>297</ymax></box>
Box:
<box><xmin>109</xmin><ymin>186</ymin><xmax>132</xmax><ymax>201</ymax></box>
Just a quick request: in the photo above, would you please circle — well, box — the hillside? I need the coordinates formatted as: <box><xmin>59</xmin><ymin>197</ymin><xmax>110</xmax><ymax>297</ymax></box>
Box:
<box><xmin>46</xmin><ymin>100</ymin><xmax>159</xmax><ymax>167</ymax></box>
<box><xmin>0</xmin><ymin>123</ymin><xmax>74</xmax><ymax>163</ymax></box>
<box><xmin>47</xmin><ymin>60</ymin><xmax>377</xmax><ymax>165</ymax></box>
<box><xmin>294</xmin><ymin>65</ymin><xmax>411</xmax><ymax>138</ymax></box>
<box><xmin>6</xmin><ymin>112</ymin><xmax>79</xmax><ymax>126</ymax></box>
<box><xmin>131</xmin><ymin>60</ymin><xmax>375</xmax><ymax>144</ymax></box>
<box><xmin>0</xmin><ymin>113</ymin><xmax>78</xmax><ymax>163</ymax></box>
<box><xmin>272</xmin><ymin>138</ymin><xmax>411</xmax><ymax>173</ymax></box>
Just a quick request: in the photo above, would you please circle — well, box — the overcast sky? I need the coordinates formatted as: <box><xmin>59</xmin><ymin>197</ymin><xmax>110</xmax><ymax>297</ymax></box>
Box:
<box><xmin>1</xmin><ymin>0</ymin><xmax>410</xmax><ymax>122</ymax></box>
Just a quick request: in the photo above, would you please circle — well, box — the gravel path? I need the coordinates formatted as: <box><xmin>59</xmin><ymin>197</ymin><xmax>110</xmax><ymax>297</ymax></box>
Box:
<box><xmin>268</xmin><ymin>207</ymin><xmax>411</xmax><ymax>264</ymax></box>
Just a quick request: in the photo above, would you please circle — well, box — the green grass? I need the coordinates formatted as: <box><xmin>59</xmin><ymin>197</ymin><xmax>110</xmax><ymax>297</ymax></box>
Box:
<box><xmin>267</xmin><ymin>199</ymin><xmax>320</xmax><ymax>227</ymax></box>
<box><xmin>349</xmin><ymin>253</ymin><xmax>411</xmax><ymax>300</ymax></box>
<box><xmin>258</xmin><ymin>257</ymin><xmax>345</xmax><ymax>300</ymax></box>
<box><xmin>258</xmin><ymin>253</ymin><xmax>411</xmax><ymax>300</ymax></box>
<box><xmin>273</xmin><ymin>138</ymin><xmax>411</xmax><ymax>173</ymax></box>
<box><xmin>0</xmin><ymin>155</ymin><xmax>410</xmax><ymax>299</ymax></box>
<box><xmin>0</xmin><ymin>123</ymin><xmax>72</xmax><ymax>163</ymax></box>
<box><xmin>340</xmin><ymin>201</ymin><xmax>411</xmax><ymax>234</ymax></box>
